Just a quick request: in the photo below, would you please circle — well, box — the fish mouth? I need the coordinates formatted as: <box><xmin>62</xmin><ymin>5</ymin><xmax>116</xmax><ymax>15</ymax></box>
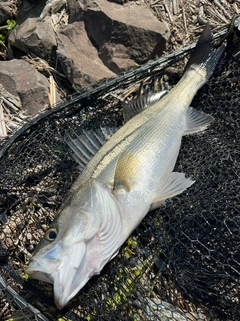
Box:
<box><xmin>25</xmin><ymin>262</ymin><xmax>55</xmax><ymax>284</ymax></box>
<box><xmin>26</xmin><ymin>241</ymin><xmax>89</xmax><ymax>309</ymax></box>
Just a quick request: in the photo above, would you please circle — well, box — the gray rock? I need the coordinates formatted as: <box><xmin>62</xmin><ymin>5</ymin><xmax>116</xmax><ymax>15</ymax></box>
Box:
<box><xmin>17</xmin><ymin>0</ymin><xmax>47</xmax><ymax>22</ymax></box>
<box><xmin>0</xmin><ymin>59</ymin><xmax>50</xmax><ymax>115</ymax></box>
<box><xmin>67</xmin><ymin>0</ymin><xmax>85</xmax><ymax>23</ymax></box>
<box><xmin>98</xmin><ymin>43</ymin><xmax>136</xmax><ymax>74</ymax></box>
<box><xmin>84</xmin><ymin>0</ymin><xmax>170</xmax><ymax>72</ymax></box>
<box><xmin>56</xmin><ymin>21</ymin><xmax>116</xmax><ymax>91</ymax></box>
<box><xmin>0</xmin><ymin>1</ymin><xmax>14</xmax><ymax>25</ymax></box>
<box><xmin>9</xmin><ymin>16</ymin><xmax>57</xmax><ymax>60</ymax></box>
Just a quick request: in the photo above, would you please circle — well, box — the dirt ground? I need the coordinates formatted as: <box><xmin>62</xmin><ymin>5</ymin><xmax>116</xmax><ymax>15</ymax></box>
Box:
<box><xmin>144</xmin><ymin>0</ymin><xmax>239</xmax><ymax>49</ymax></box>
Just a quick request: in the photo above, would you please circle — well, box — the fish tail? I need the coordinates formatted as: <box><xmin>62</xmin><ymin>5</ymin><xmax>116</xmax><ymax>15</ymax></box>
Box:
<box><xmin>184</xmin><ymin>23</ymin><xmax>225</xmax><ymax>81</ymax></box>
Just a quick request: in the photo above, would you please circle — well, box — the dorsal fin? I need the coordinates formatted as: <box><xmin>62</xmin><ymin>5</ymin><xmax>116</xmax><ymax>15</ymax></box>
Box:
<box><xmin>66</xmin><ymin>127</ymin><xmax>119</xmax><ymax>171</ymax></box>
<box><xmin>123</xmin><ymin>90</ymin><xmax>168</xmax><ymax>122</ymax></box>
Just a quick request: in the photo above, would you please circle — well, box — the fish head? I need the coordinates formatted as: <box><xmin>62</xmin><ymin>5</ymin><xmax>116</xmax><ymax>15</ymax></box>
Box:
<box><xmin>26</xmin><ymin>179</ymin><xmax>123</xmax><ymax>309</ymax></box>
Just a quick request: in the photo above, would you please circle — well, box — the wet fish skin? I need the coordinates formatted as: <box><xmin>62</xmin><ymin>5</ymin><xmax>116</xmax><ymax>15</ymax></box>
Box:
<box><xmin>26</xmin><ymin>24</ymin><xmax>225</xmax><ymax>309</ymax></box>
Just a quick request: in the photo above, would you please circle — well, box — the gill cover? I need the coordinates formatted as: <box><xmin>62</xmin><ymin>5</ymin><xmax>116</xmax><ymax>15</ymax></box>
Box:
<box><xmin>26</xmin><ymin>179</ymin><xmax>123</xmax><ymax>309</ymax></box>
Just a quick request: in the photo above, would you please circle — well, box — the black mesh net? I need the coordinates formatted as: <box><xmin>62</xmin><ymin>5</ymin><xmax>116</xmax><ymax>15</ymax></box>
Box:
<box><xmin>0</xmin><ymin>26</ymin><xmax>239</xmax><ymax>321</ymax></box>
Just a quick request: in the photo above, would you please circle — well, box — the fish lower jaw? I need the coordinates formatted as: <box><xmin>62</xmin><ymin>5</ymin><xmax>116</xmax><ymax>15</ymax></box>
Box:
<box><xmin>54</xmin><ymin>275</ymin><xmax>90</xmax><ymax>310</ymax></box>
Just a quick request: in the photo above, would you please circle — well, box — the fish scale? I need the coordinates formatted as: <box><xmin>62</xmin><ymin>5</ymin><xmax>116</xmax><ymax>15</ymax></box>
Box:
<box><xmin>81</xmin><ymin>66</ymin><xmax>208</xmax><ymax>187</ymax></box>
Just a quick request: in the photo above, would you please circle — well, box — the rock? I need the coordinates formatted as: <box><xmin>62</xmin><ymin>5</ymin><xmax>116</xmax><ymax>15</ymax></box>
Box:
<box><xmin>0</xmin><ymin>59</ymin><xmax>50</xmax><ymax>115</ymax></box>
<box><xmin>3</xmin><ymin>0</ymin><xmax>171</xmax><ymax>108</ymax></box>
<box><xmin>84</xmin><ymin>0</ymin><xmax>170</xmax><ymax>72</ymax></box>
<box><xmin>0</xmin><ymin>1</ymin><xmax>14</xmax><ymax>25</ymax></box>
<box><xmin>67</xmin><ymin>0</ymin><xmax>85</xmax><ymax>23</ymax></box>
<box><xmin>99</xmin><ymin>43</ymin><xmax>136</xmax><ymax>73</ymax></box>
<box><xmin>56</xmin><ymin>21</ymin><xmax>116</xmax><ymax>91</ymax></box>
<box><xmin>0</xmin><ymin>83</ymin><xmax>22</xmax><ymax>109</ymax></box>
<box><xmin>9</xmin><ymin>16</ymin><xmax>57</xmax><ymax>60</ymax></box>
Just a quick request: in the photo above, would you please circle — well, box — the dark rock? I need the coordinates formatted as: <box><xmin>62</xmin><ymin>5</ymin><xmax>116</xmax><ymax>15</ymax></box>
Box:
<box><xmin>56</xmin><ymin>21</ymin><xmax>116</xmax><ymax>91</ymax></box>
<box><xmin>67</xmin><ymin>0</ymin><xmax>85</xmax><ymax>23</ymax></box>
<box><xmin>0</xmin><ymin>1</ymin><xmax>15</xmax><ymax>25</ymax></box>
<box><xmin>84</xmin><ymin>0</ymin><xmax>170</xmax><ymax>72</ymax></box>
<box><xmin>0</xmin><ymin>59</ymin><xmax>50</xmax><ymax>115</ymax></box>
<box><xmin>99</xmin><ymin>43</ymin><xmax>136</xmax><ymax>73</ymax></box>
<box><xmin>16</xmin><ymin>0</ymin><xmax>46</xmax><ymax>23</ymax></box>
<box><xmin>8</xmin><ymin>16</ymin><xmax>57</xmax><ymax>60</ymax></box>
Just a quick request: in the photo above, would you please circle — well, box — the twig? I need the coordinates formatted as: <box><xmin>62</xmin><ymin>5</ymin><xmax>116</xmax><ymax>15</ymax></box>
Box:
<box><xmin>205</xmin><ymin>5</ymin><xmax>228</xmax><ymax>24</ymax></box>
<box><xmin>0</xmin><ymin>301</ymin><xmax>9</xmax><ymax>319</ymax></box>
<box><xmin>232</xmin><ymin>2</ymin><xmax>240</xmax><ymax>15</ymax></box>
<box><xmin>213</xmin><ymin>0</ymin><xmax>231</xmax><ymax>21</ymax></box>
<box><xmin>12</xmin><ymin>115</ymin><xmax>25</xmax><ymax>123</ymax></box>
<box><xmin>23</xmin><ymin>55</ymin><xmax>66</xmax><ymax>78</ymax></box>
<box><xmin>49</xmin><ymin>75</ymin><xmax>57</xmax><ymax>106</ymax></box>
<box><xmin>0</xmin><ymin>25</ymin><xmax>8</xmax><ymax>31</ymax></box>
<box><xmin>163</xmin><ymin>1</ymin><xmax>174</xmax><ymax>22</ymax></box>
<box><xmin>6</xmin><ymin>121</ymin><xmax>19</xmax><ymax>130</ymax></box>
<box><xmin>182</xmin><ymin>7</ymin><xmax>188</xmax><ymax>35</ymax></box>
<box><xmin>0</xmin><ymin>95</ymin><xmax>19</xmax><ymax>112</ymax></box>
<box><xmin>198</xmin><ymin>5</ymin><xmax>208</xmax><ymax>25</ymax></box>
<box><xmin>0</xmin><ymin>101</ymin><xmax>7</xmax><ymax>137</ymax></box>
<box><xmin>53</xmin><ymin>9</ymin><xmax>65</xmax><ymax>26</ymax></box>
<box><xmin>172</xmin><ymin>0</ymin><xmax>179</xmax><ymax>15</ymax></box>
<box><xmin>39</xmin><ymin>0</ymin><xmax>67</xmax><ymax>20</ymax></box>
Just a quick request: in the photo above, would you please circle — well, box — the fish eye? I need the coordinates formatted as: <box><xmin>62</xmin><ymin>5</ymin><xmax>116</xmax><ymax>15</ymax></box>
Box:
<box><xmin>45</xmin><ymin>227</ymin><xmax>57</xmax><ymax>241</ymax></box>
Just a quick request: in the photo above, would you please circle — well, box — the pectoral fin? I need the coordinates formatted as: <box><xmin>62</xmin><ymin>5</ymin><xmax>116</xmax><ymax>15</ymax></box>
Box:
<box><xmin>184</xmin><ymin>107</ymin><xmax>214</xmax><ymax>135</ymax></box>
<box><xmin>150</xmin><ymin>172</ymin><xmax>194</xmax><ymax>210</ymax></box>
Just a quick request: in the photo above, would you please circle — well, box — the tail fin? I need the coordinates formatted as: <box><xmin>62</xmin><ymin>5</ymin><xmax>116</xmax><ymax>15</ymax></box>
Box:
<box><xmin>184</xmin><ymin>23</ymin><xmax>225</xmax><ymax>80</ymax></box>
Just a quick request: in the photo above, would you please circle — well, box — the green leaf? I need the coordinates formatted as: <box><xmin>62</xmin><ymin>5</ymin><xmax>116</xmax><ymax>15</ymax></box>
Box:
<box><xmin>6</xmin><ymin>19</ymin><xmax>16</xmax><ymax>30</ymax></box>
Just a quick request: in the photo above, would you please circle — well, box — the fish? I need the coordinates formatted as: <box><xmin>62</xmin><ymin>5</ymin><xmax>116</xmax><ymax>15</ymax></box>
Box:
<box><xmin>25</xmin><ymin>24</ymin><xmax>225</xmax><ymax>310</ymax></box>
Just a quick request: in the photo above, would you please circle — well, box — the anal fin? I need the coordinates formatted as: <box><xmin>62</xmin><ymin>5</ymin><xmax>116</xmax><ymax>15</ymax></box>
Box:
<box><xmin>150</xmin><ymin>172</ymin><xmax>194</xmax><ymax>211</ymax></box>
<box><xmin>184</xmin><ymin>107</ymin><xmax>214</xmax><ymax>135</ymax></box>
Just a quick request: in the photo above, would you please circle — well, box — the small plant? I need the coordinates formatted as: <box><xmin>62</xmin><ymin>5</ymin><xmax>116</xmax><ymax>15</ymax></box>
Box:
<box><xmin>0</xmin><ymin>19</ymin><xmax>16</xmax><ymax>45</ymax></box>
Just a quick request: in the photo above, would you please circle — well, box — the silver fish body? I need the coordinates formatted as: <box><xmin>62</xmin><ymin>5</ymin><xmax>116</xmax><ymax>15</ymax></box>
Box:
<box><xmin>26</xmin><ymin>24</ymin><xmax>225</xmax><ymax>309</ymax></box>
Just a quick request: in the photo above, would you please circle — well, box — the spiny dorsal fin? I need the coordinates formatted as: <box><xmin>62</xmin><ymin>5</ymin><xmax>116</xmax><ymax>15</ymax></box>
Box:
<box><xmin>123</xmin><ymin>90</ymin><xmax>168</xmax><ymax>122</ymax></box>
<box><xmin>66</xmin><ymin>126</ymin><xmax>119</xmax><ymax>171</ymax></box>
